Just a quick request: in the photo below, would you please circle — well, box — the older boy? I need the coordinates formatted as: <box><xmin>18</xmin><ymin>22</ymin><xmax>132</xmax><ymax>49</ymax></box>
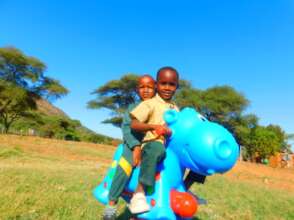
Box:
<box><xmin>103</xmin><ymin>75</ymin><xmax>156</xmax><ymax>220</ymax></box>
<box><xmin>128</xmin><ymin>66</ymin><xmax>179</xmax><ymax>214</ymax></box>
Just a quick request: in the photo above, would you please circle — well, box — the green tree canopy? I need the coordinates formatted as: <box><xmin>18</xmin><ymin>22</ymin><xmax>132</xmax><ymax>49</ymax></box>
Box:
<box><xmin>175</xmin><ymin>85</ymin><xmax>249</xmax><ymax>123</ymax></box>
<box><xmin>228</xmin><ymin>113</ymin><xmax>259</xmax><ymax>147</ymax></box>
<box><xmin>88</xmin><ymin>74</ymin><xmax>139</xmax><ymax>127</ymax></box>
<box><xmin>248</xmin><ymin>126</ymin><xmax>281</xmax><ymax>159</ymax></box>
<box><xmin>0</xmin><ymin>80</ymin><xmax>36</xmax><ymax>133</ymax></box>
<box><xmin>0</xmin><ymin>47</ymin><xmax>68</xmax><ymax>101</ymax></box>
<box><xmin>174</xmin><ymin>80</ymin><xmax>203</xmax><ymax>109</ymax></box>
<box><xmin>89</xmin><ymin>73</ymin><xmax>288</xmax><ymax>159</ymax></box>
<box><xmin>266</xmin><ymin>124</ymin><xmax>289</xmax><ymax>153</ymax></box>
<box><xmin>201</xmin><ymin>86</ymin><xmax>249</xmax><ymax>123</ymax></box>
<box><xmin>175</xmin><ymin>85</ymin><xmax>251</xmax><ymax>144</ymax></box>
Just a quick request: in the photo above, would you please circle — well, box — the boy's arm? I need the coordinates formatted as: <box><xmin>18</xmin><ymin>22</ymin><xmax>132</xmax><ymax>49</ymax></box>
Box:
<box><xmin>130</xmin><ymin>117</ymin><xmax>157</xmax><ymax>132</ymax></box>
<box><xmin>122</xmin><ymin>105</ymin><xmax>143</xmax><ymax>167</ymax></box>
<box><xmin>131</xmin><ymin>117</ymin><xmax>171</xmax><ymax>136</ymax></box>
<box><xmin>121</xmin><ymin>105</ymin><xmax>141</xmax><ymax>150</ymax></box>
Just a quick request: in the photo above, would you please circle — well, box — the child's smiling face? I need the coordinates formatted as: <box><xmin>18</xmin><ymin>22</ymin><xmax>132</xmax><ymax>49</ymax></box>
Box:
<box><xmin>156</xmin><ymin>69</ymin><xmax>178</xmax><ymax>101</ymax></box>
<box><xmin>137</xmin><ymin>75</ymin><xmax>156</xmax><ymax>101</ymax></box>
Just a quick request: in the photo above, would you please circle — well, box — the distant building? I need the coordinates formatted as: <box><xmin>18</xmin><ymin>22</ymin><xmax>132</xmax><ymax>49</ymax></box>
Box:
<box><xmin>28</xmin><ymin>128</ymin><xmax>36</xmax><ymax>136</ymax></box>
<box><xmin>269</xmin><ymin>153</ymin><xmax>294</xmax><ymax>168</ymax></box>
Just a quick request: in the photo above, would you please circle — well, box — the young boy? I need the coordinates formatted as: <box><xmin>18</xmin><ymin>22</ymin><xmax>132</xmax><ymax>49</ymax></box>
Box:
<box><xmin>128</xmin><ymin>66</ymin><xmax>179</xmax><ymax>214</ymax></box>
<box><xmin>103</xmin><ymin>75</ymin><xmax>156</xmax><ymax>220</ymax></box>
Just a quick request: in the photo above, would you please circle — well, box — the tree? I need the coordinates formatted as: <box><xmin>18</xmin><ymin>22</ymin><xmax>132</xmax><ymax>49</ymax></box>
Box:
<box><xmin>266</xmin><ymin>124</ymin><xmax>289</xmax><ymax>153</ymax></box>
<box><xmin>175</xmin><ymin>85</ymin><xmax>249</xmax><ymax>123</ymax></box>
<box><xmin>88</xmin><ymin>74</ymin><xmax>288</xmax><ymax>161</ymax></box>
<box><xmin>174</xmin><ymin>80</ymin><xmax>203</xmax><ymax>110</ymax></box>
<box><xmin>0</xmin><ymin>47</ymin><xmax>68</xmax><ymax>101</ymax></box>
<box><xmin>229</xmin><ymin>113</ymin><xmax>259</xmax><ymax>146</ymax></box>
<box><xmin>248</xmin><ymin>126</ymin><xmax>281</xmax><ymax>160</ymax></box>
<box><xmin>175</xmin><ymin>85</ymin><xmax>250</xmax><ymax>146</ymax></box>
<box><xmin>200</xmin><ymin>86</ymin><xmax>249</xmax><ymax>123</ymax></box>
<box><xmin>88</xmin><ymin>74</ymin><xmax>139</xmax><ymax>127</ymax></box>
<box><xmin>226</xmin><ymin>114</ymin><xmax>259</xmax><ymax>160</ymax></box>
<box><xmin>0</xmin><ymin>80</ymin><xmax>36</xmax><ymax>133</ymax></box>
<box><xmin>88</xmin><ymin>76</ymin><xmax>200</xmax><ymax>127</ymax></box>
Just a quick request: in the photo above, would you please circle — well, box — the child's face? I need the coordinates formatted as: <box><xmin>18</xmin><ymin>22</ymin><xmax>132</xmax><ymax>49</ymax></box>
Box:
<box><xmin>157</xmin><ymin>70</ymin><xmax>178</xmax><ymax>101</ymax></box>
<box><xmin>137</xmin><ymin>76</ymin><xmax>156</xmax><ymax>101</ymax></box>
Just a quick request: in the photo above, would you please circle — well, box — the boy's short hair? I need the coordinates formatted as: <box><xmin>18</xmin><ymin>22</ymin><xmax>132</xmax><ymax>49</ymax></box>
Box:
<box><xmin>156</xmin><ymin>66</ymin><xmax>179</xmax><ymax>81</ymax></box>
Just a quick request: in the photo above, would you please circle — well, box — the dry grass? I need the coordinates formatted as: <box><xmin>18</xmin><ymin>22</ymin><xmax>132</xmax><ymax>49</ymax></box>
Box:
<box><xmin>227</xmin><ymin>161</ymin><xmax>294</xmax><ymax>193</ymax></box>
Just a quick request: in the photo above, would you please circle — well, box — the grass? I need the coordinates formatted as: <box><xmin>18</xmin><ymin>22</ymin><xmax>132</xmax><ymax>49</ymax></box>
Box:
<box><xmin>0</xmin><ymin>134</ymin><xmax>294</xmax><ymax>220</ymax></box>
<box><xmin>0</xmin><ymin>164</ymin><xmax>100</xmax><ymax>219</ymax></box>
<box><xmin>192</xmin><ymin>176</ymin><xmax>294</xmax><ymax>220</ymax></box>
<box><xmin>0</xmin><ymin>146</ymin><xmax>24</xmax><ymax>158</ymax></box>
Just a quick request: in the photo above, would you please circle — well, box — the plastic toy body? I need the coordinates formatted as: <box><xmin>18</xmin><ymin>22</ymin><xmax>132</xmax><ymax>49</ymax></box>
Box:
<box><xmin>93</xmin><ymin>108</ymin><xmax>239</xmax><ymax>219</ymax></box>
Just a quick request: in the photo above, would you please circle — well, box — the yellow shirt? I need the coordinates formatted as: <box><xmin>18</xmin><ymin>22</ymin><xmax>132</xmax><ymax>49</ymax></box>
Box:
<box><xmin>130</xmin><ymin>94</ymin><xmax>179</xmax><ymax>143</ymax></box>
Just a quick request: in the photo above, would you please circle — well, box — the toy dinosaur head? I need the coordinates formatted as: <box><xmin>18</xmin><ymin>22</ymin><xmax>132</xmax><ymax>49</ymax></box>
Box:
<box><xmin>164</xmin><ymin>108</ymin><xmax>239</xmax><ymax>176</ymax></box>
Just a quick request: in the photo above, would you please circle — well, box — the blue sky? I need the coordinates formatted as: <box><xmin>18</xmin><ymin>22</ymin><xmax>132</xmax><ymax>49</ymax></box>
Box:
<box><xmin>0</xmin><ymin>0</ymin><xmax>293</xmax><ymax>149</ymax></box>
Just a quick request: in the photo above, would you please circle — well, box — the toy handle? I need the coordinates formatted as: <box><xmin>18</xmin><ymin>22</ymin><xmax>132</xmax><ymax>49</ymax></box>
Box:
<box><xmin>154</xmin><ymin>126</ymin><xmax>172</xmax><ymax>137</ymax></box>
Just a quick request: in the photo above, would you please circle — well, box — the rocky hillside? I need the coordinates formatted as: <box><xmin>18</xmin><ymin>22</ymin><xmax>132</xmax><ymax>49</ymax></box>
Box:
<box><xmin>36</xmin><ymin>98</ymin><xmax>68</xmax><ymax>117</ymax></box>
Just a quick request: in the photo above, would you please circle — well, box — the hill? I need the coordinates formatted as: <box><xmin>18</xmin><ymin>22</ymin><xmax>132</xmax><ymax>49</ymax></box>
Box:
<box><xmin>0</xmin><ymin>134</ymin><xmax>293</xmax><ymax>220</ymax></box>
<box><xmin>6</xmin><ymin>97</ymin><xmax>116</xmax><ymax>145</ymax></box>
<box><xmin>36</xmin><ymin>98</ymin><xmax>68</xmax><ymax>117</ymax></box>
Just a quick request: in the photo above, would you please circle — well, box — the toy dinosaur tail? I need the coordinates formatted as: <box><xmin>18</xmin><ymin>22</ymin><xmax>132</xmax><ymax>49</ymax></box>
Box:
<box><xmin>93</xmin><ymin>144</ymin><xmax>124</xmax><ymax>205</ymax></box>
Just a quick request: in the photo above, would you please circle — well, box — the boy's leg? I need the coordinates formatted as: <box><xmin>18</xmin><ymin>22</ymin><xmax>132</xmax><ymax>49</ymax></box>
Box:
<box><xmin>139</xmin><ymin>141</ymin><xmax>166</xmax><ymax>187</ymax></box>
<box><xmin>184</xmin><ymin>171</ymin><xmax>207</xmax><ymax>205</ymax></box>
<box><xmin>129</xmin><ymin>141</ymin><xmax>165</xmax><ymax>214</ymax></box>
<box><xmin>103</xmin><ymin>145</ymin><xmax>133</xmax><ymax>219</ymax></box>
<box><xmin>184</xmin><ymin>170</ymin><xmax>206</xmax><ymax>189</ymax></box>
<box><xmin>108</xmin><ymin>145</ymin><xmax>133</xmax><ymax>201</ymax></box>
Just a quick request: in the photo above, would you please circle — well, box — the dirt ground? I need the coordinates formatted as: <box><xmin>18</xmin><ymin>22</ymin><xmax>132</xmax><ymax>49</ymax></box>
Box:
<box><xmin>226</xmin><ymin>160</ymin><xmax>294</xmax><ymax>193</ymax></box>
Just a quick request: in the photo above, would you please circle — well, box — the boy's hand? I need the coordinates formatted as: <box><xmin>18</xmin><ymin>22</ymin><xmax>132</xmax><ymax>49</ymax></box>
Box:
<box><xmin>153</xmin><ymin>125</ymin><xmax>172</xmax><ymax>137</ymax></box>
<box><xmin>133</xmin><ymin>146</ymin><xmax>141</xmax><ymax>167</ymax></box>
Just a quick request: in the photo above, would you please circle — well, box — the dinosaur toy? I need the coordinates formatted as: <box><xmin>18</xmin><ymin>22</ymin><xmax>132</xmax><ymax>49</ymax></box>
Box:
<box><xmin>93</xmin><ymin>107</ymin><xmax>239</xmax><ymax>219</ymax></box>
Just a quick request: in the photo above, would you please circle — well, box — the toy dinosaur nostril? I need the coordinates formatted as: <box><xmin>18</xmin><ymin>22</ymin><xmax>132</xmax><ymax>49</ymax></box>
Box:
<box><xmin>214</xmin><ymin>139</ymin><xmax>232</xmax><ymax>160</ymax></box>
